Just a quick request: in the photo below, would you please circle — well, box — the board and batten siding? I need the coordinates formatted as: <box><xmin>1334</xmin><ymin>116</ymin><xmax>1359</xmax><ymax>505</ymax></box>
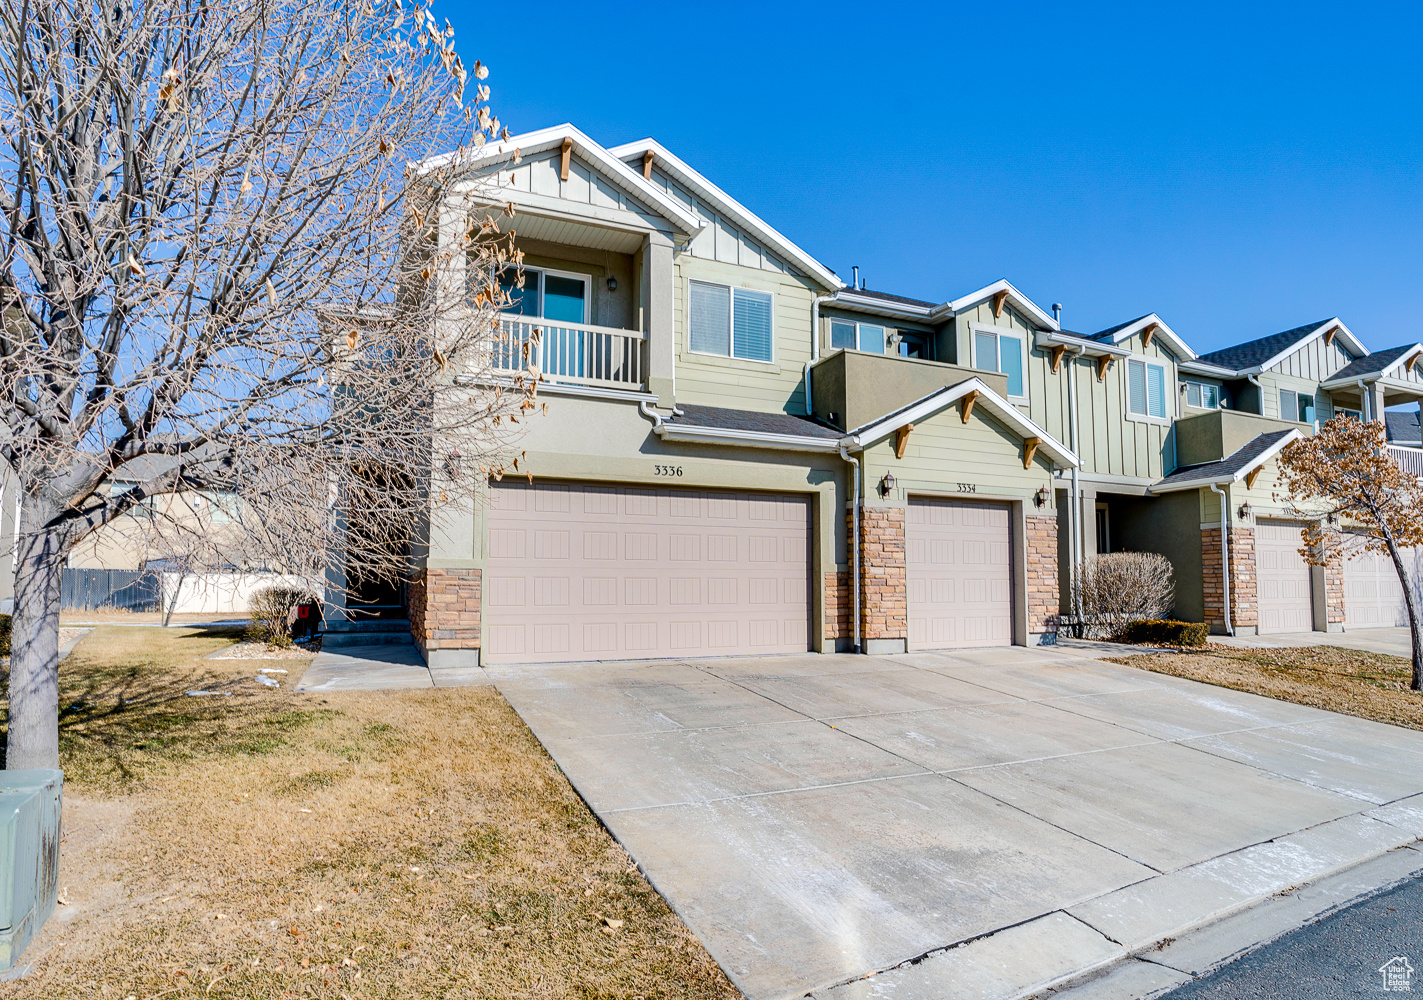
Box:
<box><xmin>644</xmin><ymin>164</ymin><xmax>797</xmax><ymax>277</ymax></box>
<box><xmin>860</xmin><ymin>401</ymin><xmax>1054</xmax><ymax>501</ymax></box>
<box><xmin>491</xmin><ymin>150</ymin><xmax>667</xmax><ymax>232</ymax></box>
<box><xmin>960</xmin><ymin>301</ymin><xmax>1180</xmax><ymax>483</ymax></box>
<box><xmin>672</xmin><ymin>256</ymin><xmax>817</xmax><ymax>414</ymax></box>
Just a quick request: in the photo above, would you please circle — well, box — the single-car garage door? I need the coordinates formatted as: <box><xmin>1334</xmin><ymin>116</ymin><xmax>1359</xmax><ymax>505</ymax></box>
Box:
<box><xmin>906</xmin><ymin>498</ymin><xmax>1012</xmax><ymax>650</ymax></box>
<box><xmin>1256</xmin><ymin>519</ymin><xmax>1313</xmax><ymax>634</ymax></box>
<box><xmin>483</xmin><ymin>481</ymin><xmax>810</xmax><ymax>664</ymax></box>
<box><xmin>1344</xmin><ymin>539</ymin><xmax>1423</xmax><ymax>629</ymax></box>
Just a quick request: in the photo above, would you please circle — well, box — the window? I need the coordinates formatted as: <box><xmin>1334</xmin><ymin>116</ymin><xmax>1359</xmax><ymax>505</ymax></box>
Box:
<box><xmin>972</xmin><ymin>328</ymin><xmax>1025</xmax><ymax>397</ymax></box>
<box><xmin>1280</xmin><ymin>389</ymin><xmax>1316</xmax><ymax>423</ymax></box>
<box><xmin>898</xmin><ymin>333</ymin><xmax>930</xmax><ymax>359</ymax></box>
<box><xmin>497</xmin><ymin>267</ymin><xmax>588</xmax><ymax>323</ymax></box>
<box><xmin>1127</xmin><ymin>359</ymin><xmax>1167</xmax><ymax>419</ymax></box>
<box><xmin>689</xmin><ymin>281</ymin><xmax>773</xmax><ymax>362</ymax></box>
<box><xmin>1336</xmin><ymin>407</ymin><xmax>1362</xmax><ymax>421</ymax></box>
<box><xmin>829</xmin><ymin>319</ymin><xmax>887</xmax><ymax>354</ymax></box>
<box><xmin>1183</xmin><ymin>380</ymin><xmax>1220</xmax><ymax>409</ymax></box>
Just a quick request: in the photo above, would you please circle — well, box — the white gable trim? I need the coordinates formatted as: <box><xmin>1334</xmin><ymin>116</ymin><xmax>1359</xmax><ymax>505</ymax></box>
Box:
<box><xmin>845</xmin><ymin>377</ymin><xmax>1078</xmax><ymax>467</ymax></box>
<box><xmin>423</xmin><ymin>124</ymin><xmax>704</xmax><ymax>241</ymax></box>
<box><xmin>933</xmin><ymin>279</ymin><xmax>1060</xmax><ymax>331</ymax></box>
<box><xmin>1321</xmin><ymin>344</ymin><xmax>1423</xmax><ymax>388</ymax></box>
<box><xmin>1254</xmin><ymin>319</ymin><xmax>1366</xmax><ymax>374</ymax></box>
<box><xmin>609</xmin><ymin>139</ymin><xmax>842</xmax><ymax>291</ymax></box>
<box><xmin>1096</xmin><ymin>314</ymin><xmax>1197</xmax><ymax>361</ymax></box>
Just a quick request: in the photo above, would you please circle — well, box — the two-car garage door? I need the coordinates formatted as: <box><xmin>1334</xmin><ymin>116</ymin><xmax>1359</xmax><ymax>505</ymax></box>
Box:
<box><xmin>483</xmin><ymin>481</ymin><xmax>810</xmax><ymax>664</ymax></box>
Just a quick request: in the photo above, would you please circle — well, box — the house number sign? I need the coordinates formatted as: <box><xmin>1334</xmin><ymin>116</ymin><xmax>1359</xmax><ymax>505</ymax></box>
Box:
<box><xmin>654</xmin><ymin>464</ymin><xmax>684</xmax><ymax>477</ymax></box>
<box><xmin>956</xmin><ymin>483</ymin><xmax>977</xmax><ymax>493</ymax></box>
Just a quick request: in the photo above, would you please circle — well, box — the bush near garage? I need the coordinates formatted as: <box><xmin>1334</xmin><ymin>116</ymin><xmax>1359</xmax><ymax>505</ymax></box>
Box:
<box><xmin>246</xmin><ymin>586</ymin><xmax>314</xmax><ymax>647</ymax></box>
<box><xmin>1122</xmin><ymin>619</ymin><xmax>1209</xmax><ymax>647</ymax></box>
<box><xmin>1073</xmin><ymin>552</ymin><xmax>1175</xmax><ymax>639</ymax></box>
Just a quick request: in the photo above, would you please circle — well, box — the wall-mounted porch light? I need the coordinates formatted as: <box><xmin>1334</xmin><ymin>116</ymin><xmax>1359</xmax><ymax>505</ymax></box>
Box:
<box><xmin>878</xmin><ymin>472</ymin><xmax>896</xmax><ymax>497</ymax></box>
<box><xmin>1034</xmin><ymin>485</ymin><xmax>1050</xmax><ymax>508</ymax></box>
<box><xmin>606</xmin><ymin>276</ymin><xmax>618</xmax><ymax>291</ymax></box>
<box><xmin>1237</xmin><ymin>501</ymin><xmax>1252</xmax><ymax>520</ymax></box>
<box><xmin>444</xmin><ymin>447</ymin><xmax>463</xmax><ymax>480</ymax></box>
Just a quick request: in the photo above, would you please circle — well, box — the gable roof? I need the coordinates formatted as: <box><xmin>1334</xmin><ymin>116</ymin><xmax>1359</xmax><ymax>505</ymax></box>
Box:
<box><xmin>608</xmin><ymin>138</ymin><xmax>842</xmax><ymax>291</ymax></box>
<box><xmin>425</xmin><ymin>124</ymin><xmax>705</xmax><ymax>241</ymax></box>
<box><xmin>1151</xmin><ymin>429</ymin><xmax>1302</xmax><ymax>492</ymax></box>
<box><xmin>1089</xmin><ymin>313</ymin><xmax>1197</xmax><ymax>362</ymax></box>
<box><xmin>1195</xmin><ymin>319</ymin><xmax>1365</xmax><ymax>375</ymax></box>
<box><xmin>843</xmin><ymin>377</ymin><xmax>1078</xmax><ymax>467</ymax></box>
<box><xmin>1322</xmin><ymin>344</ymin><xmax>1423</xmax><ymax>386</ymax></box>
<box><xmin>939</xmin><ymin>279</ymin><xmax>1060</xmax><ymax>331</ymax></box>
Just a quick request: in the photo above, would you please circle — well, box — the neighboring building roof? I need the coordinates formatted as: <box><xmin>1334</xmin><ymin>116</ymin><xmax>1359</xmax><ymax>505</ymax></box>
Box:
<box><xmin>1195</xmin><ymin>319</ymin><xmax>1365</xmax><ymax>374</ymax></box>
<box><xmin>1323</xmin><ymin>344</ymin><xmax>1419</xmax><ymax>384</ymax></box>
<box><xmin>664</xmin><ymin>404</ymin><xmax>841</xmax><ymax>440</ymax></box>
<box><xmin>607</xmin><ymin>138</ymin><xmax>842</xmax><ymax>291</ymax></box>
<box><xmin>842</xmin><ymin>288</ymin><xmax>939</xmax><ymax>309</ymax></box>
<box><xmin>1151</xmin><ymin>429</ymin><xmax>1301</xmax><ymax>492</ymax></box>
<box><xmin>1386</xmin><ymin>409</ymin><xmax>1421</xmax><ymax>444</ymax></box>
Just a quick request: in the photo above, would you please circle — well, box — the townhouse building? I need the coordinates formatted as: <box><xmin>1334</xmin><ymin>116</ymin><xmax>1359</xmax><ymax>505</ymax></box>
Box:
<box><xmin>371</xmin><ymin>123</ymin><xmax>1423</xmax><ymax>668</ymax></box>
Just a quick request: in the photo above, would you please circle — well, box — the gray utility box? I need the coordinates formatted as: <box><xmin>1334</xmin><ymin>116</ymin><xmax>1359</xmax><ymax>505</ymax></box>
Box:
<box><xmin>0</xmin><ymin>770</ymin><xmax>62</xmax><ymax>971</ymax></box>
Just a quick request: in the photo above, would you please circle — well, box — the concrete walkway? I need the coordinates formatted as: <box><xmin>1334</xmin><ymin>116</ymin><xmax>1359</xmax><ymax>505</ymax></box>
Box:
<box><xmin>295</xmin><ymin>643</ymin><xmax>489</xmax><ymax>692</ymax></box>
<box><xmin>1217</xmin><ymin>625</ymin><xmax>1412</xmax><ymax>657</ymax></box>
<box><xmin>487</xmin><ymin>645</ymin><xmax>1423</xmax><ymax>1000</ymax></box>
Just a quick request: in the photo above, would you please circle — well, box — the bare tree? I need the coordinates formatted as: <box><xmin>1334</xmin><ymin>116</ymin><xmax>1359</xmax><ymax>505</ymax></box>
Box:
<box><xmin>0</xmin><ymin>0</ymin><xmax>535</xmax><ymax>767</ymax></box>
<box><xmin>1277</xmin><ymin>416</ymin><xmax>1423</xmax><ymax>691</ymax></box>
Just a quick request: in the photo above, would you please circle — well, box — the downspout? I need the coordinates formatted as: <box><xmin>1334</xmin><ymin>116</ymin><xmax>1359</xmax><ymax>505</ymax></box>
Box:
<box><xmin>838</xmin><ymin>442</ymin><xmax>861</xmax><ymax>654</ymax></box>
<box><xmin>804</xmin><ymin>292</ymin><xmax>836</xmax><ymax>416</ymax></box>
<box><xmin>1357</xmin><ymin>378</ymin><xmax>1372</xmax><ymax>422</ymax></box>
<box><xmin>1065</xmin><ymin>341</ymin><xmax>1084</xmax><ymax>622</ymax></box>
<box><xmin>1209</xmin><ymin>482</ymin><xmax>1234</xmax><ymax>636</ymax></box>
<box><xmin>1246</xmin><ymin>373</ymin><xmax>1264</xmax><ymax>414</ymax></box>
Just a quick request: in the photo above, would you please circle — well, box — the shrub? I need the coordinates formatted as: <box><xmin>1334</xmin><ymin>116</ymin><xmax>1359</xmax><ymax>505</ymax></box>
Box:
<box><xmin>247</xmin><ymin>586</ymin><xmax>314</xmax><ymax>646</ymax></box>
<box><xmin>1121</xmin><ymin>619</ymin><xmax>1209</xmax><ymax>647</ymax></box>
<box><xmin>1074</xmin><ymin>552</ymin><xmax>1174</xmax><ymax>639</ymax></box>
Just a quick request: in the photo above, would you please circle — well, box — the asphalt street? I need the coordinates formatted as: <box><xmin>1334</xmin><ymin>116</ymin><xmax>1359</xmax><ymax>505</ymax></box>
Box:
<box><xmin>1160</xmin><ymin>875</ymin><xmax>1423</xmax><ymax>998</ymax></box>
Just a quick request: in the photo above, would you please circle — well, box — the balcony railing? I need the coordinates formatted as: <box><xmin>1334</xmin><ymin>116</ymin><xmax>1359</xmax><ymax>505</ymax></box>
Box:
<box><xmin>494</xmin><ymin>317</ymin><xmax>647</xmax><ymax>390</ymax></box>
<box><xmin>1390</xmin><ymin>445</ymin><xmax>1423</xmax><ymax>478</ymax></box>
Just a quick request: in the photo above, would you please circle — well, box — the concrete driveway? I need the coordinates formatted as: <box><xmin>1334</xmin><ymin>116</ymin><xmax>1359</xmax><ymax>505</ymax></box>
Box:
<box><xmin>488</xmin><ymin>645</ymin><xmax>1423</xmax><ymax>1000</ymax></box>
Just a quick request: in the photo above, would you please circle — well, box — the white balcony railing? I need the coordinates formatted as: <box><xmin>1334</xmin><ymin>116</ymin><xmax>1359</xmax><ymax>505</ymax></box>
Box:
<box><xmin>494</xmin><ymin>317</ymin><xmax>647</xmax><ymax>390</ymax></box>
<box><xmin>1390</xmin><ymin>445</ymin><xmax>1423</xmax><ymax>478</ymax></box>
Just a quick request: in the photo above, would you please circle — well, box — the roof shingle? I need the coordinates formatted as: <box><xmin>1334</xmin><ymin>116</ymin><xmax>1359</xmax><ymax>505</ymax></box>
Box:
<box><xmin>1195</xmin><ymin>321</ymin><xmax>1333</xmax><ymax>372</ymax></box>
<box><xmin>1154</xmin><ymin>429</ymin><xmax>1297</xmax><ymax>488</ymax></box>
<box><xmin>664</xmin><ymin>404</ymin><xmax>843</xmax><ymax>439</ymax></box>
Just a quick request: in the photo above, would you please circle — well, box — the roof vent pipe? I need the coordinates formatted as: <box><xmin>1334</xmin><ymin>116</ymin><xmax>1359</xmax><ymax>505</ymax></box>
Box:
<box><xmin>851</xmin><ymin>266</ymin><xmax>859</xmax><ymax>290</ymax></box>
<box><xmin>1052</xmin><ymin>303</ymin><xmax>1063</xmax><ymax>324</ymax></box>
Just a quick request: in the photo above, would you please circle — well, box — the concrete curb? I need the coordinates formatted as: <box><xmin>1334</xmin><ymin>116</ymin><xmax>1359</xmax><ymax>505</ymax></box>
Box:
<box><xmin>806</xmin><ymin>804</ymin><xmax>1423</xmax><ymax>1000</ymax></box>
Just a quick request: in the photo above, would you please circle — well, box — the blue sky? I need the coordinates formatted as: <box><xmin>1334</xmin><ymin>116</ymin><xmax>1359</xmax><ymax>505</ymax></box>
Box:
<box><xmin>440</xmin><ymin>0</ymin><xmax>1423</xmax><ymax>355</ymax></box>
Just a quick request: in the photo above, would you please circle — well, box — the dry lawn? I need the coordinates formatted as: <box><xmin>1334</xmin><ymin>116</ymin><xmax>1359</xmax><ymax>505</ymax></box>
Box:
<box><xmin>1109</xmin><ymin>643</ymin><xmax>1423</xmax><ymax>731</ymax></box>
<box><xmin>2</xmin><ymin>626</ymin><xmax>738</xmax><ymax>999</ymax></box>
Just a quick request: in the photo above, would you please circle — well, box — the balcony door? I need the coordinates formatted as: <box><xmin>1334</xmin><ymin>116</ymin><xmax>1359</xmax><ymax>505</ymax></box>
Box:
<box><xmin>499</xmin><ymin>266</ymin><xmax>589</xmax><ymax>324</ymax></box>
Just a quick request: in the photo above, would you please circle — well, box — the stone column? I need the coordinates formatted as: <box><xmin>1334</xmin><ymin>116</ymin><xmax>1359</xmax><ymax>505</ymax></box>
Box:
<box><xmin>1025</xmin><ymin>513</ymin><xmax>1060</xmax><ymax>639</ymax></box>
<box><xmin>1202</xmin><ymin>522</ymin><xmax>1258</xmax><ymax>634</ymax></box>
<box><xmin>855</xmin><ymin>502</ymin><xmax>907</xmax><ymax>654</ymax></box>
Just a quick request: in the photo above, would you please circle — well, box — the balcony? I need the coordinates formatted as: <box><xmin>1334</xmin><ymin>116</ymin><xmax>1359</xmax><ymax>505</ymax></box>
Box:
<box><xmin>494</xmin><ymin>316</ymin><xmax>647</xmax><ymax>391</ymax></box>
<box><xmin>808</xmin><ymin>349</ymin><xmax>1008</xmax><ymax>430</ymax></box>
<box><xmin>1390</xmin><ymin>445</ymin><xmax>1423</xmax><ymax>478</ymax></box>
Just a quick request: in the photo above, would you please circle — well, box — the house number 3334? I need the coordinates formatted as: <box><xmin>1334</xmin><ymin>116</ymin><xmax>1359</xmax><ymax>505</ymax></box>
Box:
<box><xmin>654</xmin><ymin>465</ymin><xmax>684</xmax><ymax>477</ymax></box>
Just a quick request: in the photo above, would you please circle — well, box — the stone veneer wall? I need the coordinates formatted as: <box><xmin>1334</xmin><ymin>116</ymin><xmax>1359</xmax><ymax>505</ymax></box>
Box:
<box><xmin>1025</xmin><ymin>513</ymin><xmax>1059</xmax><ymax>635</ymax></box>
<box><xmin>1323</xmin><ymin>528</ymin><xmax>1346</xmax><ymax>626</ymax></box>
<box><xmin>855</xmin><ymin>506</ymin><xmax>907</xmax><ymax>642</ymax></box>
<box><xmin>408</xmin><ymin>567</ymin><xmax>482</xmax><ymax>656</ymax></box>
<box><xmin>1202</xmin><ymin>525</ymin><xmax>1257</xmax><ymax>631</ymax></box>
<box><xmin>824</xmin><ymin>571</ymin><xmax>851</xmax><ymax>643</ymax></box>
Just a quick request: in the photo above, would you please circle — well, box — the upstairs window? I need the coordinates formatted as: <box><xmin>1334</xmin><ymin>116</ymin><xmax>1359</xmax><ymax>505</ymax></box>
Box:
<box><xmin>1127</xmin><ymin>359</ymin><xmax>1167</xmax><ymax>419</ymax></box>
<box><xmin>689</xmin><ymin>281</ymin><xmax>773</xmax><ymax>362</ymax></box>
<box><xmin>1281</xmin><ymin>389</ymin><xmax>1316</xmax><ymax>423</ymax></box>
<box><xmin>973</xmin><ymin>328</ymin><xmax>1025</xmax><ymax>398</ymax></box>
<box><xmin>497</xmin><ymin>267</ymin><xmax>588</xmax><ymax>323</ymax></box>
<box><xmin>1336</xmin><ymin>407</ymin><xmax>1362</xmax><ymax>421</ymax></box>
<box><xmin>829</xmin><ymin>320</ymin><xmax>887</xmax><ymax>354</ymax></box>
<box><xmin>1183</xmin><ymin>380</ymin><xmax>1220</xmax><ymax>409</ymax></box>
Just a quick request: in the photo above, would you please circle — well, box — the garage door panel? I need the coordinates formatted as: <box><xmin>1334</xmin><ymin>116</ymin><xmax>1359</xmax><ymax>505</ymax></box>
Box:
<box><xmin>484</xmin><ymin>482</ymin><xmax>810</xmax><ymax>664</ymax></box>
<box><xmin>907</xmin><ymin>499</ymin><xmax>1012</xmax><ymax>651</ymax></box>
<box><xmin>1345</xmin><ymin>543</ymin><xmax>1421</xmax><ymax>629</ymax></box>
<box><xmin>1256</xmin><ymin>520</ymin><xmax>1313</xmax><ymax>634</ymax></box>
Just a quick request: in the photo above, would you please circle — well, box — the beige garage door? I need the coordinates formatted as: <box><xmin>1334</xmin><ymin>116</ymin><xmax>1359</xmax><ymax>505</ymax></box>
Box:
<box><xmin>1344</xmin><ymin>540</ymin><xmax>1423</xmax><ymax>629</ymax></box>
<box><xmin>906</xmin><ymin>499</ymin><xmax>1012</xmax><ymax>650</ymax></box>
<box><xmin>1256</xmin><ymin>520</ymin><xmax>1313</xmax><ymax>634</ymax></box>
<box><xmin>483</xmin><ymin>481</ymin><xmax>811</xmax><ymax>664</ymax></box>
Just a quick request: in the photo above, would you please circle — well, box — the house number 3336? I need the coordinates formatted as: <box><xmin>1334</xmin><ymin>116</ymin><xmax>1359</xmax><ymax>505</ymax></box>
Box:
<box><xmin>654</xmin><ymin>465</ymin><xmax>684</xmax><ymax>477</ymax></box>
